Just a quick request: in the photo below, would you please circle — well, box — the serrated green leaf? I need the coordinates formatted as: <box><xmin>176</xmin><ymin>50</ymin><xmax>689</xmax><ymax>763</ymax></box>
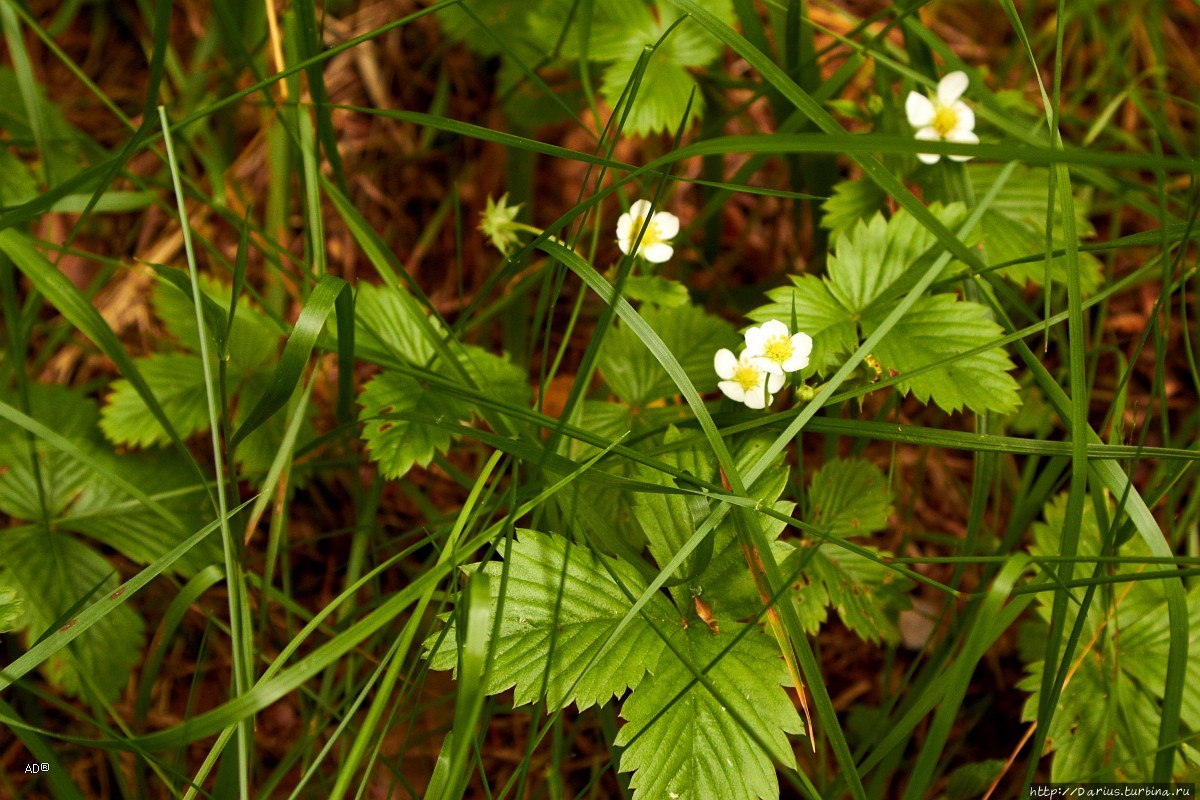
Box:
<box><xmin>427</xmin><ymin>530</ymin><xmax>677</xmax><ymax>710</ymax></box>
<box><xmin>532</xmin><ymin>0</ymin><xmax>733</xmax><ymax>64</ymax></box>
<box><xmin>866</xmin><ymin>294</ymin><xmax>1021</xmax><ymax>415</ymax></box>
<box><xmin>808</xmin><ymin>458</ymin><xmax>891</xmax><ymax>538</ymax></box>
<box><xmin>356</xmin><ymin>280</ymin><xmax>528</xmax><ymax>477</ymax></box>
<box><xmin>656</xmin><ymin>0</ymin><xmax>736</xmax><ymax>58</ymax></box>
<box><xmin>0</xmin><ymin>67</ymin><xmax>81</xmax><ymax>180</ymax></box>
<box><xmin>100</xmin><ymin>352</ymin><xmax>209</xmax><ymax>447</ymax></box>
<box><xmin>231</xmin><ymin>373</ymin><xmax>318</xmax><ymax>477</ymax></box>
<box><xmin>0</xmin><ymin>528</ymin><xmax>143</xmax><ymax>702</ymax></box>
<box><xmin>534</xmin><ymin>0</ymin><xmax>654</xmax><ymax>61</ymax></box>
<box><xmin>104</xmin><ymin>276</ymin><xmax>312</xmax><ymax>466</ymax></box>
<box><xmin>615</xmin><ymin>620</ymin><xmax>803</xmax><ymax>800</ymax></box>
<box><xmin>151</xmin><ymin>274</ymin><xmax>279</xmax><ymax>373</ymax></box>
<box><xmin>623</xmin><ymin>274</ymin><xmax>691</xmax><ymax>307</ymax></box>
<box><xmin>820</xmin><ymin>178</ymin><xmax>887</xmax><ymax>240</ymax></box>
<box><xmin>357</xmin><ymin>345</ymin><xmax>527</xmax><ymax>480</ymax></box>
<box><xmin>599</xmin><ymin>303</ymin><xmax>737</xmax><ymax>406</ymax></box>
<box><xmin>354</xmin><ymin>281</ymin><xmax>440</xmax><ymax>366</ymax></box>
<box><xmin>1020</xmin><ymin>493</ymin><xmax>1200</xmax><ymax>780</ymax></box>
<box><xmin>601</xmin><ymin>55</ymin><xmax>700</xmax><ymax>136</ymax></box>
<box><xmin>150</xmin><ymin>265</ymin><xmax>229</xmax><ymax>352</ymax></box>
<box><xmin>560</xmin><ymin>400</ymin><xmax>635</xmax><ymax>462</ymax></box>
<box><xmin>0</xmin><ymin>384</ymin><xmax>95</xmax><ymax>519</ymax></box>
<box><xmin>522</xmin><ymin>0</ymin><xmax>735</xmax><ymax>134</ymax></box>
<box><xmin>748</xmin><ymin>276</ymin><xmax>858</xmax><ymax>375</ymax></box>
<box><xmin>230</xmin><ymin>273</ymin><xmax>351</xmax><ymax>448</ymax></box>
<box><xmin>1</xmin><ymin>385</ymin><xmax>220</xmax><ymax>574</ymax></box>
<box><xmin>1019</xmin><ymin>652</ymin><xmax>1162</xmax><ymax>782</ymax></box>
<box><xmin>457</xmin><ymin>343</ymin><xmax>532</xmax><ymax>410</ymax></box>
<box><xmin>690</xmin><ymin>501</ymin><xmax>792</xmax><ymax>621</ymax></box>
<box><xmin>63</xmin><ymin>451</ymin><xmax>220</xmax><ymax>576</ymax></box>
<box><xmin>786</xmin><ymin>543</ymin><xmax>911</xmax><ymax>645</ymax></box>
<box><xmin>436</xmin><ymin>0</ymin><xmax>553</xmax><ymax>65</ymax></box>
<box><xmin>553</xmin><ymin>401</ymin><xmax>646</xmax><ymax>555</ymax></box>
<box><xmin>967</xmin><ymin>164</ymin><xmax>1102</xmax><ymax>294</ymax></box>
<box><xmin>358</xmin><ymin>371</ymin><xmax>469</xmax><ymax>479</ymax></box>
<box><xmin>781</xmin><ymin>459</ymin><xmax>908</xmax><ymax>644</ymax></box>
<box><xmin>633</xmin><ymin>426</ymin><xmax>718</xmax><ymax>583</ymax></box>
<box><xmin>751</xmin><ymin>207</ymin><xmax>1020</xmax><ymax>414</ymax></box>
<box><xmin>827</xmin><ymin>208</ymin><xmax>970</xmax><ymax>315</ymax></box>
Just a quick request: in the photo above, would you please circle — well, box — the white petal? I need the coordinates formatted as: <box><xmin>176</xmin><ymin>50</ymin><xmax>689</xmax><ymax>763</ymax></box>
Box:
<box><xmin>760</xmin><ymin>319</ymin><xmax>789</xmax><ymax>339</ymax></box>
<box><xmin>781</xmin><ymin>353</ymin><xmax>810</xmax><ymax>373</ymax></box>
<box><xmin>616</xmin><ymin>213</ymin><xmax>633</xmax><ymax>253</ymax></box>
<box><xmin>629</xmin><ymin>199</ymin><xmax>653</xmax><ymax>218</ymax></box>
<box><xmin>652</xmin><ymin>211</ymin><xmax>679</xmax><ymax>240</ymax></box>
<box><xmin>937</xmin><ymin>71</ymin><xmax>969</xmax><ymax>105</ymax></box>
<box><xmin>950</xmin><ymin>101</ymin><xmax>975</xmax><ymax>133</ymax></box>
<box><xmin>914</xmin><ymin>127</ymin><xmax>941</xmax><ymax>164</ymax></box>
<box><xmin>641</xmin><ymin>242</ymin><xmax>674</xmax><ymax>263</ymax></box>
<box><xmin>743</xmin><ymin>389</ymin><xmax>767</xmax><ymax>410</ymax></box>
<box><xmin>946</xmin><ymin>128</ymin><xmax>979</xmax><ymax>161</ymax></box>
<box><xmin>718</xmin><ymin>380</ymin><xmax>746</xmax><ymax>403</ymax></box>
<box><xmin>714</xmin><ymin>348</ymin><xmax>738</xmax><ymax>380</ymax></box>
<box><xmin>752</xmin><ymin>356</ymin><xmax>785</xmax><ymax>375</ymax></box>
<box><xmin>767</xmin><ymin>372</ymin><xmax>786</xmax><ymax>393</ymax></box>
<box><xmin>791</xmin><ymin>332</ymin><xmax>813</xmax><ymax>358</ymax></box>
<box><xmin>905</xmin><ymin>91</ymin><xmax>936</xmax><ymax>127</ymax></box>
<box><xmin>743</xmin><ymin>325</ymin><xmax>767</xmax><ymax>354</ymax></box>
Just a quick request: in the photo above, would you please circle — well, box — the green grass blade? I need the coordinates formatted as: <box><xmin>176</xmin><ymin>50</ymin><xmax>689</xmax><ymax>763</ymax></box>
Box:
<box><xmin>229</xmin><ymin>273</ymin><xmax>351</xmax><ymax>448</ymax></box>
<box><xmin>222</xmin><ymin>207</ymin><xmax>252</xmax><ymax>358</ymax></box>
<box><xmin>0</xmin><ymin>2</ymin><xmax>54</xmax><ymax>184</ymax></box>
<box><xmin>159</xmin><ymin>104</ymin><xmax>252</xmax><ymax>800</ymax></box>
<box><xmin>425</xmin><ymin>555</ymin><xmax>493</xmax><ymax>800</ymax></box>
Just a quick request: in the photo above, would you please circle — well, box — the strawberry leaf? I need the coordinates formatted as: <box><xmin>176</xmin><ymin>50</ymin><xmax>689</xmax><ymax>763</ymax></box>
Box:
<box><xmin>749</xmin><ymin>207</ymin><xmax>1021</xmax><ymax>414</ymax></box>
<box><xmin>427</xmin><ymin>530</ymin><xmax>677</xmax><ymax>710</ymax></box>
<box><xmin>615</xmin><ymin>620</ymin><xmax>803</xmax><ymax>800</ymax></box>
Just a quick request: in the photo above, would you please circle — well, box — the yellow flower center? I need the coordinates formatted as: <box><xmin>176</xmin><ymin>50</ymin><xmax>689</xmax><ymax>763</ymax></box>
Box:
<box><xmin>761</xmin><ymin>334</ymin><xmax>794</xmax><ymax>364</ymax></box>
<box><xmin>732</xmin><ymin>361</ymin><xmax>762</xmax><ymax>392</ymax></box>
<box><xmin>932</xmin><ymin>105</ymin><xmax>959</xmax><ymax>137</ymax></box>
<box><xmin>628</xmin><ymin>215</ymin><xmax>662</xmax><ymax>247</ymax></box>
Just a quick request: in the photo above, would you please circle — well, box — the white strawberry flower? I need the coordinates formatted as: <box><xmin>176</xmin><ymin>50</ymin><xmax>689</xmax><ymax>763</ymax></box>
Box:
<box><xmin>714</xmin><ymin>348</ymin><xmax>785</xmax><ymax>410</ymax></box>
<box><xmin>616</xmin><ymin>199</ymin><xmax>680</xmax><ymax>263</ymax></box>
<box><xmin>905</xmin><ymin>70</ymin><xmax>978</xmax><ymax>165</ymax></box>
<box><xmin>743</xmin><ymin>319</ymin><xmax>813</xmax><ymax>375</ymax></box>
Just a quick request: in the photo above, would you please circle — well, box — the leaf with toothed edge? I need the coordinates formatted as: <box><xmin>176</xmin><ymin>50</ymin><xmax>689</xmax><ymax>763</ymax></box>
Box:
<box><xmin>615</xmin><ymin>620</ymin><xmax>804</xmax><ymax>800</ymax></box>
<box><xmin>749</xmin><ymin>206</ymin><xmax>1021</xmax><ymax>414</ymax></box>
<box><xmin>785</xmin><ymin>459</ymin><xmax>910</xmax><ymax>645</ymax></box>
<box><xmin>0</xmin><ymin>529</ymin><xmax>144</xmax><ymax>702</ymax></box>
<box><xmin>427</xmin><ymin>529</ymin><xmax>677</xmax><ymax>711</ymax></box>
<box><xmin>1019</xmin><ymin>493</ymin><xmax>1200</xmax><ymax>781</ymax></box>
<box><xmin>358</xmin><ymin>371</ymin><xmax>469</xmax><ymax>480</ymax></box>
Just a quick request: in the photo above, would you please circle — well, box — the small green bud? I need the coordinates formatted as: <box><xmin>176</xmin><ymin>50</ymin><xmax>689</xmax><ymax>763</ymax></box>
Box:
<box><xmin>478</xmin><ymin>194</ymin><xmax>524</xmax><ymax>256</ymax></box>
